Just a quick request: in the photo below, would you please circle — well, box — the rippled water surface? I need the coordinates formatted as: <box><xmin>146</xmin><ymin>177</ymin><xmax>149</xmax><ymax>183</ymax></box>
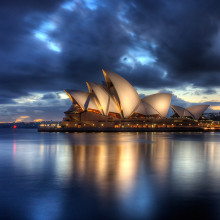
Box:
<box><xmin>1</xmin><ymin>129</ymin><xmax>220</xmax><ymax>219</ymax></box>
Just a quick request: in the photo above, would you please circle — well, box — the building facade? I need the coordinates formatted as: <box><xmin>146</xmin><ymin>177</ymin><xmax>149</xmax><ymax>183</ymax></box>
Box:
<box><xmin>61</xmin><ymin>69</ymin><xmax>209</xmax><ymax>129</ymax></box>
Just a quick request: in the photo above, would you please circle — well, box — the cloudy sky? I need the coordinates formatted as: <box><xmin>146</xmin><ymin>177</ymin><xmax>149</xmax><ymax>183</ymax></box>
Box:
<box><xmin>1</xmin><ymin>0</ymin><xmax>220</xmax><ymax>122</ymax></box>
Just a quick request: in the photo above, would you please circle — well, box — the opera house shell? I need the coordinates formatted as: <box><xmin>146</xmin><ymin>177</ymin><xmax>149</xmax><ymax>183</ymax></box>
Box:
<box><xmin>63</xmin><ymin>69</ymin><xmax>209</xmax><ymax>128</ymax></box>
<box><xmin>64</xmin><ymin>69</ymin><xmax>172</xmax><ymax>120</ymax></box>
<box><xmin>171</xmin><ymin>105</ymin><xmax>210</xmax><ymax>120</ymax></box>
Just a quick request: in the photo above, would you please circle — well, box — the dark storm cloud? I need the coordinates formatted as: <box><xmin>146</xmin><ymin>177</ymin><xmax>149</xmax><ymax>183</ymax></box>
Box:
<box><xmin>42</xmin><ymin>93</ymin><xmax>58</xmax><ymax>100</ymax></box>
<box><xmin>203</xmin><ymin>89</ymin><xmax>217</xmax><ymax>95</ymax></box>
<box><xmin>0</xmin><ymin>0</ymin><xmax>66</xmax><ymax>106</ymax></box>
<box><xmin>194</xmin><ymin>88</ymin><xmax>217</xmax><ymax>96</ymax></box>
<box><xmin>0</xmin><ymin>0</ymin><xmax>220</xmax><ymax>120</ymax></box>
<box><xmin>0</xmin><ymin>97</ymin><xmax>16</xmax><ymax>105</ymax></box>
<box><xmin>124</xmin><ymin>0</ymin><xmax>220</xmax><ymax>87</ymax></box>
<box><xmin>46</xmin><ymin>0</ymin><xmax>220</xmax><ymax>89</ymax></box>
<box><xmin>43</xmin><ymin>0</ymin><xmax>178</xmax><ymax>90</ymax></box>
<box><xmin>0</xmin><ymin>0</ymin><xmax>60</xmax><ymax>51</ymax></box>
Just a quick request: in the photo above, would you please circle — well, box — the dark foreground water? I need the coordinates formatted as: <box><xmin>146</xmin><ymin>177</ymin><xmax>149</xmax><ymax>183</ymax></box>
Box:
<box><xmin>1</xmin><ymin>129</ymin><xmax>220</xmax><ymax>220</ymax></box>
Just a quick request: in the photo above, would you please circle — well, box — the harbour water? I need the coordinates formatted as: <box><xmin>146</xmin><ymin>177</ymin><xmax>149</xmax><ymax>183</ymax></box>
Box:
<box><xmin>1</xmin><ymin>129</ymin><xmax>220</xmax><ymax>219</ymax></box>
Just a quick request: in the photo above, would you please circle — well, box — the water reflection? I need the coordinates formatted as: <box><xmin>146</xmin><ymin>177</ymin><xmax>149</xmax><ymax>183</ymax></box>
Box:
<box><xmin>65</xmin><ymin>132</ymin><xmax>220</xmax><ymax>218</ymax></box>
<box><xmin>70</xmin><ymin>134</ymin><xmax>140</xmax><ymax>196</ymax></box>
<box><xmin>1</xmin><ymin>130</ymin><xmax>220</xmax><ymax>219</ymax></box>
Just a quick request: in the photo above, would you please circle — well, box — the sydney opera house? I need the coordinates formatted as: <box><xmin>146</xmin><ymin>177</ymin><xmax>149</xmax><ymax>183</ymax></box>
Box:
<box><xmin>59</xmin><ymin>69</ymin><xmax>210</xmax><ymax>129</ymax></box>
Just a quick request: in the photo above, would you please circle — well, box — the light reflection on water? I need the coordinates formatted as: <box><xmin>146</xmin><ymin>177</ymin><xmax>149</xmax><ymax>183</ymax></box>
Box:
<box><xmin>1</xmin><ymin>129</ymin><xmax>220</xmax><ymax>219</ymax></box>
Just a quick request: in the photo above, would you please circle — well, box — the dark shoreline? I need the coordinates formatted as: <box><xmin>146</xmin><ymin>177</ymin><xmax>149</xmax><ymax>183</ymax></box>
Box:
<box><xmin>38</xmin><ymin>127</ymin><xmax>219</xmax><ymax>132</ymax></box>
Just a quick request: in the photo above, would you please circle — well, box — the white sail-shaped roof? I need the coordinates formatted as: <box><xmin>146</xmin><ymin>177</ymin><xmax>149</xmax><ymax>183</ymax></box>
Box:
<box><xmin>108</xmin><ymin>97</ymin><xmax>121</xmax><ymax>115</ymax></box>
<box><xmin>143</xmin><ymin>102</ymin><xmax>160</xmax><ymax>115</ymax></box>
<box><xmin>86</xmin><ymin>82</ymin><xmax>121</xmax><ymax>115</ymax></box>
<box><xmin>87</xmin><ymin>95</ymin><xmax>100</xmax><ymax>111</ymax></box>
<box><xmin>65</xmin><ymin>90</ymin><xmax>89</xmax><ymax>110</ymax></box>
<box><xmin>87</xmin><ymin>82</ymin><xmax>106</xmax><ymax>115</ymax></box>
<box><xmin>134</xmin><ymin>101</ymin><xmax>159</xmax><ymax>116</ymax></box>
<box><xmin>86</xmin><ymin>82</ymin><xmax>109</xmax><ymax>115</ymax></box>
<box><xmin>102</xmin><ymin>69</ymin><xmax>141</xmax><ymax>118</ymax></box>
<box><xmin>142</xmin><ymin>93</ymin><xmax>172</xmax><ymax>118</ymax></box>
<box><xmin>134</xmin><ymin>102</ymin><xmax>147</xmax><ymax>115</ymax></box>
<box><xmin>171</xmin><ymin>105</ymin><xmax>209</xmax><ymax>119</ymax></box>
<box><xmin>186</xmin><ymin>105</ymin><xmax>209</xmax><ymax>120</ymax></box>
<box><xmin>65</xmin><ymin>90</ymin><xmax>99</xmax><ymax>111</ymax></box>
<box><xmin>171</xmin><ymin>105</ymin><xmax>187</xmax><ymax>117</ymax></box>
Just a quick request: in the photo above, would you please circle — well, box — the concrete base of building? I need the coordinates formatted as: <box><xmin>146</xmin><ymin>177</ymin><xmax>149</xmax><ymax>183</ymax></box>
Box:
<box><xmin>38</xmin><ymin>111</ymin><xmax>220</xmax><ymax>132</ymax></box>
